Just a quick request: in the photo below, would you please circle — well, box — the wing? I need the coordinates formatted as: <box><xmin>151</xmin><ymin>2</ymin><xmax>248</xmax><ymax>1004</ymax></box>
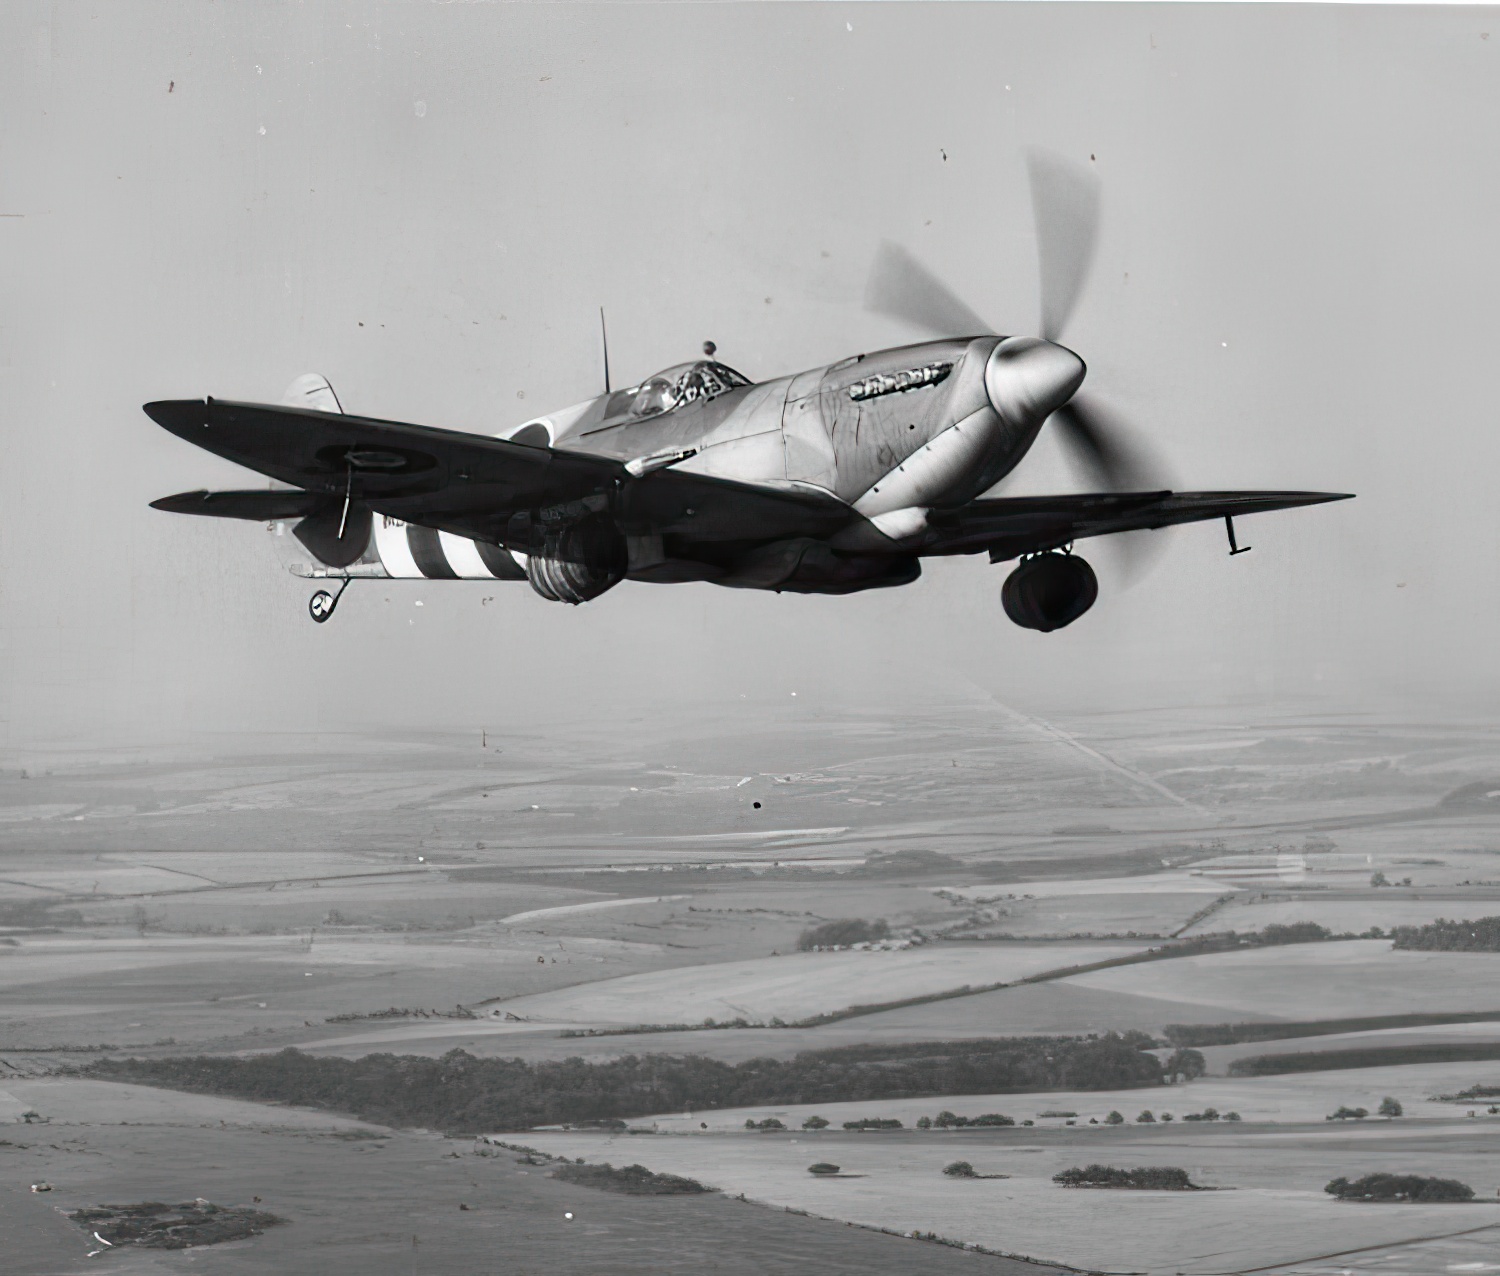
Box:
<box><xmin>149</xmin><ymin>489</ymin><xmax>330</xmax><ymax>520</ymax></box>
<box><xmin>926</xmin><ymin>490</ymin><xmax>1353</xmax><ymax>560</ymax></box>
<box><xmin>143</xmin><ymin>399</ymin><xmax>853</xmax><ymax>547</ymax></box>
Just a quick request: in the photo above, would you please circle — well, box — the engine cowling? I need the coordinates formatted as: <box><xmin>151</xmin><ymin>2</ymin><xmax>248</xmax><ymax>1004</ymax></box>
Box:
<box><xmin>1001</xmin><ymin>552</ymin><xmax>1098</xmax><ymax>631</ymax></box>
<box><xmin>525</xmin><ymin>514</ymin><xmax>628</xmax><ymax>605</ymax></box>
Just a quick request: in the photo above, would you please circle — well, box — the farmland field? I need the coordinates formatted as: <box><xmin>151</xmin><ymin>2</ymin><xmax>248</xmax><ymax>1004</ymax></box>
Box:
<box><xmin>520</xmin><ymin>1123</ymin><xmax>1500</xmax><ymax>1275</ymax></box>
<box><xmin>1060</xmin><ymin>941</ymin><xmax>1500</xmax><ymax>1020</ymax></box>
<box><xmin>9</xmin><ymin>705</ymin><xmax>1500</xmax><ymax>1272</ymax></box>
<box><xmin>294</xmin><ymin>977</ymin><xmax>1262</xmax><ymax>1062</ymax></box>
<box><xmin>943</xmin><ymin>872</ymin><xmax>1232</xmax><ymax>900</ymax></box>
<box><xmin>963</xmin><ymin>894</ymin><xmax>1220</xmax><ymax>938</ymax></box>
<box><xmin>0</xmin><ymin>925</ymin><xmax>734</xmax><ymax>1054</ymax></box>
<box><xmin>1180</xmin><ymin>893</ymin><xmax>1500</xmax><ymax>937</ymax></box>
<box><xmin>2</xmin><ymin>1082</ymin><xmax>1056</xmax><ymax>1276</ymax></box>
<box><xmin>487</xmin><ymin>942</ymin><xmax>1146</xmax><ymax>1026</ymax></box>
<box><xmin>610</xmin><ymin>1059</ymin><xmax>1500</xmax><ymax>1131</ymax></box>
<box><xmin>1195</xmin><ymin>1020</ymin><xmax>1500</xmax><ymax>1075</ymax></box>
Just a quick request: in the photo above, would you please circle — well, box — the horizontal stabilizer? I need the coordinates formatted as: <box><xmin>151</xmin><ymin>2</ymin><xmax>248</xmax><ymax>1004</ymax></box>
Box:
<box><xmin>149</xmin><ymin>489</ymin><xmax>327</xmax><ymax>520</ymax></box>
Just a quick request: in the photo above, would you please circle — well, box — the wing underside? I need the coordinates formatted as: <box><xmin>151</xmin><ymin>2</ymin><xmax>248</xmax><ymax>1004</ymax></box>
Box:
<box><xmin>926</xmin><ymin>490</ymin><xmax>1352</xmax><ymax>560</ymax></box>
<box><xmin>143</xmin><ymin>398</ymin><xmax>853</xmax><ymax>549</ymax></box>
<box><xmin>149</xmin><ymin>489</ymin><xmax>330</xmax><ymax>520</ymax></box>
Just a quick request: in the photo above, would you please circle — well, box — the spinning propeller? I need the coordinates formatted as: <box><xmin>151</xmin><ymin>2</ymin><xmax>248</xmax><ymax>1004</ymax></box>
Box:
<box><xmin>865</xmin><ymin>147</ymin><xmax>1175</xmax><ymax>578</ymax></box>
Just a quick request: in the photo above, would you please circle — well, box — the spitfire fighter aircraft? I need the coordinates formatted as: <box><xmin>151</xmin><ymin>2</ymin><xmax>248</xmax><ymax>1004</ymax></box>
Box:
<box><xmin>146</xmin><ymin>151</ymin><xmax>1350</xmax><ymax>628</ymax></box>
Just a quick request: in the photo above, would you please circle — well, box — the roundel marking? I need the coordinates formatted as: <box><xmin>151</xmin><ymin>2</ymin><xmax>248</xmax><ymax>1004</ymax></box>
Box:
<box><xmin>312</xmin><ymin>444</ymin><xmax>438</xmax><ymax>476</ymax></box>
<box><xmin>346</xmin><ymin>449</ymin><xmax>408</xmax><ymax>470</ymax></box>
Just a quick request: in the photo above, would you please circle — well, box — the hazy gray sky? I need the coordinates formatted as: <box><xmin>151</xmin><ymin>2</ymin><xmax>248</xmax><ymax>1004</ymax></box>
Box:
<box><xmin>4</xmin><ymin>2</ymin><xmax>1498</xmax><ymax>750</ymax></box>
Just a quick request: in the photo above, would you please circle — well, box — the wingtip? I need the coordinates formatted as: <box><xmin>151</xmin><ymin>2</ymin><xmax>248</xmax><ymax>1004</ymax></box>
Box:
<box><xmin>142</xmin><ymin>399</ymin><xmax>209</xmax><ymax>436</ymax></box>
<box><xmin>149</xmin><ymin>490</ymin><xmax>210</xmax><ymax>513</ymax></box>
<box><xmin>1239</xmin><ymin>490</ymin><xmax>1355</xmax><ymax>508</ymax></box>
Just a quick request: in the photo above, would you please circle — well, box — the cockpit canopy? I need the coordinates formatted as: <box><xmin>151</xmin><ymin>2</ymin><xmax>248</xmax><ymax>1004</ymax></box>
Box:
<box><xmin>629</xmin><ymin>360</ymin><xmax>751</xmax><ymax>418</ymax></box>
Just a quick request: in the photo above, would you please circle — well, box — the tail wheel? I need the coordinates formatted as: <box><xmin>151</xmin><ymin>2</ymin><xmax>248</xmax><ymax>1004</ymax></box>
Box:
<box><xmin>309</xmin><ymin>576</ymin><xmax>354</xmax><ymax>623</ymax></box>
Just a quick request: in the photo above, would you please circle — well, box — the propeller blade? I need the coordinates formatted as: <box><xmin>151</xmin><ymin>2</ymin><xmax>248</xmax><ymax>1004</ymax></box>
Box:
<box><xmin>1027</xmin><ymin>148</ymin><xmax>1102</xmax><ymax>343</ymax></box>
<box><xmin>1110</xmin><ymin>526</ymin><xmax>1170</xmax><ymax>587</ymax></box>
<box><xmin>1051</xmin><ymin>395</ymin><xmax>1171</xmax><ymax>493</ymax></box>
<box><xmin>864</xmin><ymin>240</ymin><xmax>994</xmax><ymax>338</ymax></box>
<box><xmin>1052</xmin><ymin>394</ymin><xmax>1176</xmax><ymax>585</ymax></box>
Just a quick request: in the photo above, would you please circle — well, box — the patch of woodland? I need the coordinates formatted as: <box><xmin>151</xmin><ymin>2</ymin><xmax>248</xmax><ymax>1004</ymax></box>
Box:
<box><xmin>797</xmin><ymin>918</ymin><xmax>891</xmax><ymax>950</ymax></box>
<box><xmin>78</xmin><ymin>1032</ymin><xmax>1166</xmax><ymax>1134</ymax></box>
<box><xmin>66</xmin><ymin>1201</ymin><xmax>285</xmax><ymax>1250</ymax></box>
<box><xmin>1324</xmin><ymin>1173</ymin><xmax>1474</xmax><ymax>1202</ymax></box>
<box><xmin>942</xmin><ymin>1160</ymin><xmax>1008</xmax><ymax>1179</ymax></box>
<box><xmin>1389</xmin><ymin>916</ymin><xmax>1500</xmax><ymax>953</ymax></box>
<box><xmin>1053</xmin><ymin>1165</ymin><xmax>1202</xmax><ymax>1191</ymax></box>
<box><xmin>550</xmin><ymin>1161</ymin><xmax>712</xmax><ymax>1195</ymax></box>
<box><xmin>1434</xmin><ymin>1084</ymin><xmax>1500</xmax><ymax>1101</ymax></box>
<box><xmin>916</xmin><ymin>1110</ymin><xmax>1016</xmax><ymax>1129</ymax></box>
<box><xmin>324</xmin><ymin>1006</ymin><xmax>477</xmax><ymax>1024</ymax></box>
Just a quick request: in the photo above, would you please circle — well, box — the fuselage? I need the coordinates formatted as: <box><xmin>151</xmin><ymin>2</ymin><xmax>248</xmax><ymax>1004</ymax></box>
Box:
<box><xmin>268</xmin><ymin>334</ymin><xmax>1087</xmax><ymax>587</ymax></box>
<box><xmin>509</xmin><ymin>335</ymin><xmax>1081</xmax><ymax>526</ymax></box>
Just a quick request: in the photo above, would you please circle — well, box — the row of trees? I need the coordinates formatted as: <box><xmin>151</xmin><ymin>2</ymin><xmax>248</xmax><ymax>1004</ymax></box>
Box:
<box><xmin>1388</xmin><ymin>916</ymin><xmax>1500</xmax><ymax>952</ymax></box>
<box><xmin>1232</xmin><ymin>1043</ymin><xmax>1500</xmax><ymax>1076</ymax></box>
<box><xmin>1328</xmin><ymin>1098</ymin><xmax>1402</xmax><ymax>1120</ymax></box>
<box><xmin>80</xmin><ymin>1032</ymin><xmax>1168</xmax><ymax>1134</ymax></box>
<box><xmin>918</xmin><ymin>1110</ymin><xmax>1015</xmax><ymax>1128</ymax></box>
<box><xmin>1054</xmin><ymin>1165</ymin><xmax>1198</xmax><ymax>1190</ymax></box>
<box><xmin>1165</xmin><ymin>922</ymin><xmax>1335</xmax><ymax>961</ymax></box>
<box><xmin>1164</xmin><ymin>1012</ymin><xmax>1500</xmax><ymax>1048</ymax></box>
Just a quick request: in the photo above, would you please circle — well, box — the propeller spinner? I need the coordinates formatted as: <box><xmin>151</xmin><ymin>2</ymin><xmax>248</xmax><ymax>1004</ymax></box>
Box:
<box><xmin>865</xmin><ymin>149</ymin><xmax>1170</xmax><ymax>495</ymax></box>
<box><xmin>864</xmin><ymin>146</ymin><xmax>1174</xmax><ymax>578</ymax></box>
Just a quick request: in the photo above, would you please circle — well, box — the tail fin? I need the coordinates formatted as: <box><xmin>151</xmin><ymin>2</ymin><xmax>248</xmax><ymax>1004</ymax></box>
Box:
<box><xmin>281</xmin><ymin>373</ymin><xmax>344</xmax><ymax>414</ymax></box>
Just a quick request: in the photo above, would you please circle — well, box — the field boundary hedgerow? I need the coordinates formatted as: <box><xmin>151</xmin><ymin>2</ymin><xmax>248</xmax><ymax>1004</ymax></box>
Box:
<box><xmin>1230</xmin><ymin>1042</ymin><xmax>1500</xmax><ymax>1076</ymax></box>
<box><xmin>1166</xmin><ymin>1010</ymin><xmax>1500</xmax><ymax>1048</ymax></box>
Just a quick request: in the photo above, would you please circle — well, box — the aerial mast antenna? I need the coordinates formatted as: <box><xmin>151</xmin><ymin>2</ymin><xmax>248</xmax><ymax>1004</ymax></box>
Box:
<box><xmin>599</xmin><ymin>307</ymin><xmax>610</xmax><ymax>395</ymax></box>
